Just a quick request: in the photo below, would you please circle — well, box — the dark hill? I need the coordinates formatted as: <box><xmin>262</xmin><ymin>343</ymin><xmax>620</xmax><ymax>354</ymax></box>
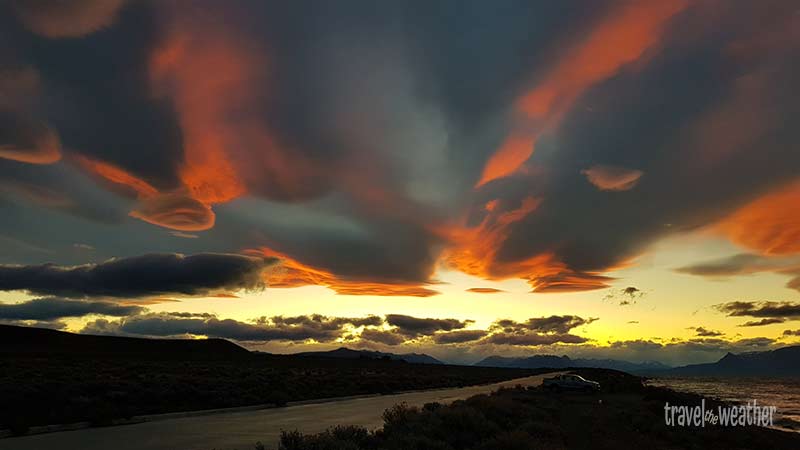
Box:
<box><xmin>0</xmin><ymin>324</ymin><xmax>251</xmax><ymax>360</ymax></box>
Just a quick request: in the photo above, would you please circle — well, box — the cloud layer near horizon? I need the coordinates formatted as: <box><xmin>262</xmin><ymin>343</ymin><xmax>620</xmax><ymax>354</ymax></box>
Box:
<box><xmin>0</xmin><ymin>0</ymin><xmax>798</xmax><ymax>298</ymax></box>
<box><xmin>37</xmin><ymin>309</ymin><xmax>784</xmax><ymax>366</ymax></box>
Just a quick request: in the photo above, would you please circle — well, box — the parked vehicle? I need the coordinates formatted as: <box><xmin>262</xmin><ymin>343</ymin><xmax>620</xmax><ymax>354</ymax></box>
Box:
<box><xmin>542</xmin><ymin>374</ymin><xmax>600</xmax><ymax>392</ymax></box>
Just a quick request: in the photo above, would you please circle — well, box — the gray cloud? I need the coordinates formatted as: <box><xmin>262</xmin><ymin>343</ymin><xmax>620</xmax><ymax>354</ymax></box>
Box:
<box><xmin>269</xmin><ymin>314</ymin><xmax>383</xmax><ymax>329</ymax></box>
<box><xmin>0</xmin><ymin>297</ymin><xmax>142</xmax><ymax>320</ymax></box>
<box><xmin>432</xmin><ymin>330</ymin><xmax>488</xmax><ymax>344</ymax></box>
<box><xmin>358</xmin><ymin>329</ymin><xmax>406</xmax><ymax>346</ymax></box>
<box><xmin>714</xmin><ymin>301</ymin><xmax>800</xmax><ymax>319</ymax></box>
<box><xmin>593</xmin><ymin>336</ymin><xmax>781</xmax><ymax>366</ymax></box>
<box><xmin>384</xmin><ymin>314</ymin><xmax>472</xmax><ymax>337</ymax></box>
<box><xmin>491</xmin><ymin>315</ymin><xmax>597</xmax><ymax>334</ymax></box>
<box><xmin>739</xmin><ymin>318</ymin><xmax>786</xmax><ymax>327</ymax></box>
<box><xmin>0</xmin><ymin>253</ymin><xmax>274</xmax><ymax>298</ymax></box>
<box><xmin>690</xmin><ymin>326</ymin><xmax>724</xmax><ymax>337</ymax></box>
<box><xmin>603</xmin><ymin>286</ymin><xmax>647</xmax><ymax>306</ymax></box>
<box><xmin>675</xmin><ymin>254</ymin><xmax>786</xmax><ymax>277</ymax></box>
<box><xmin>0</xmin><ymin>319</ymin><xmax>67</xmax><ymax>330</ymax></box>
<box><xmin>676</xmin><ymin>254</ymin><xmax>800</xmax><ymax>293</ymax></box>
<box><xmin>484</xmin><ymin>332</ymin><xmax>588</xmax><ymax>346</ymax></box>
<box><xmin>81</xmin><ymin>313</ymin><xmax>359</xmax><ymax>342</ymax></box>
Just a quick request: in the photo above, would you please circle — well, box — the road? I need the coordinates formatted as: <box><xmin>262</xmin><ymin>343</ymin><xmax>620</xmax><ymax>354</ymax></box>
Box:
<box><xmin>1</xmin><ymin>373</ymin><xmax>558</xmax><ymax>450</ymax></box>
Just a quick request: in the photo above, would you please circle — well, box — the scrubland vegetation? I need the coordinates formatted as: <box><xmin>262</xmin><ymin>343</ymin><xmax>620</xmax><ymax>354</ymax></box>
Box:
<box><xmin>0</xmin><ymin>354</ymin><xmax>537</xmax><ymax>435</ymax></box>
<box><xmin>262</xmin><ymin>369</ymin><xmax>800</xmax><ymax>450</ymax></box>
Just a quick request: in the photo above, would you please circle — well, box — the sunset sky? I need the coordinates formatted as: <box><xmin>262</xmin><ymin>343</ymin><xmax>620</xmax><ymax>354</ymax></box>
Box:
<box><xmin>1</xmin><ymin>0</ymin><xmax>799</xmax><ymax>365</ymax></box>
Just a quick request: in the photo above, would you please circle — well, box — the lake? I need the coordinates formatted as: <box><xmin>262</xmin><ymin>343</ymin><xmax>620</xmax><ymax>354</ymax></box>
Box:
<box><xmin>648</xmin><ymin>377</ymin><xmax>800</xmax><ymax>432</ymax></box>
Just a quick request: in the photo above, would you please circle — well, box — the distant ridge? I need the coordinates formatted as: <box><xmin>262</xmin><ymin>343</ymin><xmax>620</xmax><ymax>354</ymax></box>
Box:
<box><xmin>0</xmin><ymin>324</ymin><xmax>251</xmax><ymax>360</ymax></box>
<box><xmin>295</xmin><ymin>347</ymin><xmax>444</xmax><ymax>365</ymax></box>
<box><xmin>475</xmin><ymin>354</ymin><xmax>670</xmax><ymax>373</ymax></box>
<box><xmin>663</xmin><ymin>345</ymin><xmax>800</xmax><ymax>377</ymax></box>
<box><xmin>476</xmin><ymin>346</ymin><xmax>800</xmax><ymax>377</ymax></box>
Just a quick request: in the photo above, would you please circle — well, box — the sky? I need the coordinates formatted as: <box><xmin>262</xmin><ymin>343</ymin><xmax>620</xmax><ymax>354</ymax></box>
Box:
<box><xmin>1</xmin><ymin>0</ymin><xmax>799</xmax><ymax>366</ymax></box>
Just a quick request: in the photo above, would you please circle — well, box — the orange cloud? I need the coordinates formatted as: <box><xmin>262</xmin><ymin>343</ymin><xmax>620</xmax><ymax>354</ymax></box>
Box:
<box><xmin>466</xmin><ymin>288</ymin><xmax>506</xmax><ymax>294</ymax></box>
<box><xmin>150</xmin><ymin>7</ymin><xmax>320</xmax><ymax>205</ymax></box>
<box><xmin>440</xmin><ymin>197</ymin><xmax>541</xmax><ymax>279</ymax></box>
<box><xmin>476</xmin><ymin>0</ymin><xmax>686</xmax><ymax>187</ymax></box>
<box><xmin>74</xmin><ymin>155</ymin><xmax>217</xmax><ymax>232</ymax></box>
<box><xmin>12</xmin><ymin>0</ymin><xmax>127</xmax><ymax>38</ymax></box>
<box><xmin>74</xmin><ymin>155</ymin><xmax>158</xmax><ymax>198</ymax></box>
<box><xmin>245</xmin><ymin>247</ymin><xmax>439</xmax><ymax>297</ymax></box>
<box><xmin>717</xmin><ymin>179</ymin><xmax>800</xmax><ymax>256</ymax></box>
<box><xmin>150</xmin><ymin>25</ymin><xmax>249</xmax><ymax>205</ymax></box>
<box><xmin>129</xmin><ymin>193</ymin><xmax>215</xmax><ymax>232</ymax></box>
<box><xmin>440</xmin><ymin>196</ymin><xmax>614</xmax><ymax>293</ymax></box>
<box><xmin>581</xmin><ymin>165</ymin><xmax>643</xmax><ymax>191</ymax></box>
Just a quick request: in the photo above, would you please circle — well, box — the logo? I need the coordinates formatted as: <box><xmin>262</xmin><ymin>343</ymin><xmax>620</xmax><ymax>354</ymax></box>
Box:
<box><xmin>664</xmin><ymin>399</ymin><xmax>777</xmax><ymax>427</ymax></box>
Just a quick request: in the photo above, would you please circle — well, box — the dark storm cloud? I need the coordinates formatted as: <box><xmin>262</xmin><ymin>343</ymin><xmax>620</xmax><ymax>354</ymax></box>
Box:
<box><xmin>714</xmin><ymin>301</ymin><xmax>800</xmax><ymax>319</ymax></box>
<box><xmin>385</xmin><ymin>314</ymin><xmax>472</xmax><ymax>337</ymax></box>
<box><xmin>0</xmin><ymin>0</ymin><xmax>798</xmax><ymax>296</ymax></box>
<box><xmin>0</xmin><ymin>0</ymin><xmax>612</xmax><ymax>291</ymax></box>
<box><xmin>0</xmin><ymin>0</ymin><xmax>185</xmax><ymax>185</ymax></box>
<box><xmin>488</xmin><ymin>1</ymin><xmax>800</xmax><ymax>290</ymax></box>
<box><xmin>0</xmin><ymin>253</ymin><xmax>274</xmax><ymax>298</ymax></box>
<box><xmin>0</xmin><ymin>297</ymin><xmax>141</xmax><ymax>320</ymax></box>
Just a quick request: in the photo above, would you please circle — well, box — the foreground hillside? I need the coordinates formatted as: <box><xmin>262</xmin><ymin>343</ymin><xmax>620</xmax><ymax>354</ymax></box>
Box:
<box><xmin>265</xmin><ymin>369</ymin><xmax>800</xmax><ymax>450</ymax></box>
<box><xmin>0</xmin><ymin>325</ymin><xmax>539</xmax><ymax>435</ymax></box>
